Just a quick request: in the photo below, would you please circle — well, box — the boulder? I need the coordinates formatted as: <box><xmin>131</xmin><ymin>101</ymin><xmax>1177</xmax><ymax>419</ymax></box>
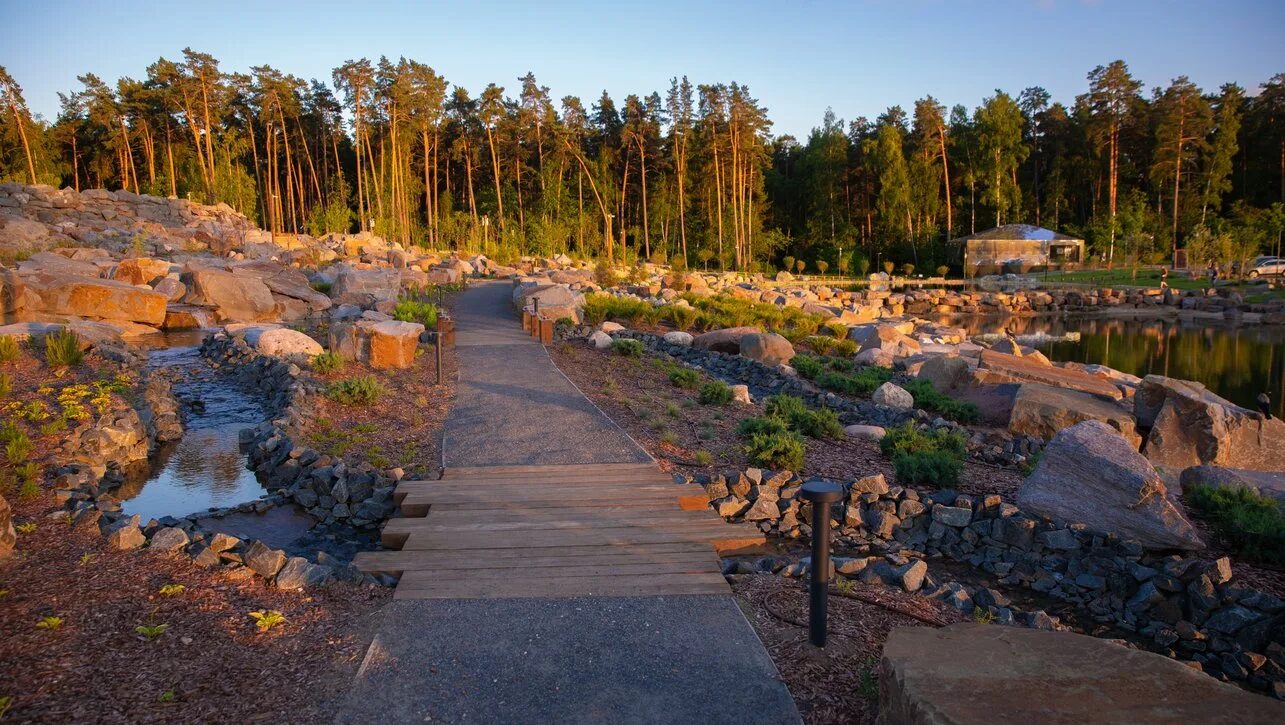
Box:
<box><xmin>112</xmin><ymin>257</ymin><xmax>173</xmax><ymax>285</ymax></box>
<box><xmin>21</xmin><ymin>272</ymin><xmax>167</xmax><ymax>325</ymax></box>
<box><xmin>330</xmin><ymin>265</ymin><xmax>401</xmax><ymax>308</ymax></box>
<box><xmin>917</xmin><ymin>355</ymin><xmax>970</xmax><ymax>392</ymax></box>
<box><xmin>147</xmin><ymin>527</ymin><xmax>189</xmax><ymax>553</ymax></box>
<box><xmin>330</xmin><ymin>319</ymin><xmax>424</xmax><ymax>369</ymax></box>
<box><xmin>693</xmin><ymin>326</ymin><xmax>762</xmax><ymax>354</ymax></box>
<box><xmin>739</xmin><ymin>332</ymin><xmax>795</xmax><ymax>367</ymax></box>
<box><xmin>1139</xmin><ymin>376</ymin><xmax>1285</xmax><ymax>475</ymax></box>
<box><xmin>1179</xmin><ymin>465</ymin><xmax>1285</xmax><ymax>506</ymax></box>
<box><xmin>853</xmin><ymin>324</ymin><xmax>921</xmax><ymax>358</ymax></box>
<box><xmin>854</xmin><ymin>348</ymin><xmax>894</xmax><ymax>367</ymax></box>
<box><xmin>662</xmin><ymin>331</ymin><xmax>693</xmax><ymax>346</ymax></box>
<box><xmin>1018</xmin><ymin>420</ymin><xmax>1203</xmax><ymax>550</ymax></box>
<box><xmin>245</xmin><ymin>540</ymin><xmax>287</xmax><ymax>578</ymax></box>
<box><xmin>844</xmin><ymin>424</ymin><xmax>886</xmax><ymax>441</ymax></box>
<box><xmin>181</xmin><ymin>268</ymin><xmax>278</xmax><ymax>322</ymax></box>
<box><xmin>152</xmin><ymin>277</ymin><xmax>186</xmax><ymax>302</ymax></box>
<box><xmin>0</xmin><ymin>212</ymin><xmax>54</xmax><ymax>257</ymax></box>
<box><xmin>872</xmin><ymin>382</ymin><xmax>914</xmax><ymax>409</ymax></box>
<box><xmin>250</xmin><ymin>327</ymin><xmax>324</xmax><ymax>358</ymax></box>
<box><xmin>879</xmin><ymin>624</ymin><xmax>1284</xmax><ymax>725</ymax></box>
<box><xmin>18</xmin><ymin>250</ymin><xmax>101</xmax><ymax>277</ymax></box>
<box><xmin>588</xmin><ymin>331</ymin><xmax>613</xmax><ymax>349</ymax></box>
<box><xmin>233</xmin><ymin>261</ymin><xmax>332</xmax><ymax>311</ymax></box>
<box><xmin>513</xmin><ymin>283</ymin><xmax>584</xmax><ymax>322</ymax></box>
<box><xmin>1008</xmin><ymin>383</ymin><xmax>1140</xmax><ymax>446</ymax></box>
<box><xmin>975</xmin><ymin>349</ymin><xmax>1123</xmax><ymax>400</ymax></box>
<box><xmin>731</xmin><ymin>384</ymin><xmax>752</xmax><ymax>404</ymax></box>
<box><xmin>275</xmin><ymin>556</ymin><xmax>332</xmax><ymax>590</ymax></box>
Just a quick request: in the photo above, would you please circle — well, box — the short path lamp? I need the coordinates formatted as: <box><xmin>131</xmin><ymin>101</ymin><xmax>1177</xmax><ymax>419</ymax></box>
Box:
<box><xmin>800</xmin><ymin>480</ymin><xmax>844</xmax><ymax>647</ymax></box>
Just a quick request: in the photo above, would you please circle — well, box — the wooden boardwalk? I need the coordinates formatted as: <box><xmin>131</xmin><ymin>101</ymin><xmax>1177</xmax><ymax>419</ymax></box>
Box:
<box><xmin>355</xmin><ymin>463</ymin><xmax>766</xmax><ymax>600</ymax></box>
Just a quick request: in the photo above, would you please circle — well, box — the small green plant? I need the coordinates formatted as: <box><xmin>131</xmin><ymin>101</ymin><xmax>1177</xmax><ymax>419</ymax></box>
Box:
<box><xmin>159</xmin><ymin>690</ymin><xmax>176</xmax><ymax>704</ymax></box>
<box><xmin>693</xmin><ymin>450</ymin><xmax>713</xmax><ymax>465</ymax></box>
<box><xmin>857</xmin><ymin>658</ymin><xmax>879</xmax><ymax>701</ymax></box>
<box><xmin>0</xmin><ymin>695</ymin><xmax>10</xmax><ymax>718</ymax></box>
<box><xmin>312</xmin><ymin>351</ymin><xmax>344</xmax><ymax>374</ymax></box>
<box><xmin>310</xmin><ymin>281</ymin><xmax>333</xmax><ymax>294</ymax></box>
<box><xmin>901</xmin><ymin>379</ymin><xmax>980</xmax><ymax>424</ymax></box>
<box><xmin>136</xmin><ymin>623</ymin><xmax>169</xmax><ymax>641</ymax></box>
<box><xmin>763</xmin><ymin>394</ymin><xmax>844</xmax><ymax>440</ymax></box>
<box><xmin>79</xmin><ymin>553</ymin><xmax>95</xmax><ymax>566</ymax></box>
<box><xmin>159</xmin><ymin>583</ymin><xmax>186</xmax><ymax>597</ymax></box>
<box><xmin>880</xmin><ymin>423</ymin><xmax>967</xmax><ymax>487</ymax></box>
<box><xmin>664</xmin><ymin>305</ymin><xmax>698</xmax><ymax>330</ymax></box>
<box><xmin>249</xmin><ymin>610</ymin><xmax>286</xmax><ymax>633</ymax></box>
<box><xmin>972</xmin><ymin>607</ymin><xmax>996</xmax><ymax>624</ymax></box>
<box><xmin>1187</xmin><ymin>485</ymin><xmax>1285</xmax><ymax>565</ymax></box>
<box><xmin>611</xmin><ymin>338</ymin><xmax>644</xmax><ymax>357</ymax></box>
<box><xmin>668</xmin><ymin>368</ymin><xmax>701</xmax><ymax>389</ymax></box>
<box><xmin>36</xmin><ymin>616</ymin><xmax>63</xmax><ymax>630</ymax></box>
<box><xmin>698</xmin><ymin>381</ymin><xmax>733</xmax><ymax>405</ymax></box>
<box><xmin>324</xmin><ymin>376</ymin><xmax>384</xmax><ymax>406</ymax></box>
<box><xmin>44</xmin><ymin>329</ymin><xmax>84</xmax><ymax>368</ymax></box>
<box><xmin>660</xmin><ymin>430</ymin><xmax>678</xmax><ymax>445</ymax></box>
<box><xmin>743</xmin><ymin>430</ymin><xmax>806</xmax><ymax>469</ymax></box>
<box><xmin>393</xmin><ymin>296</ymin><xmax>439</xmax><ymax>328</ymax></box>
<box><xmin>806</xmin><ymin>336</ymin><xmax>836</xmax><ymax>356</ymax></box>
<box><xmin>5</xmin><ymin>431</ymin><xmax>31</xmax><ymax>466</ymax></box>
<box><xmin>0</xmin><ymin>372</ymin><xmax>10</xmax><ymax>398</ymax></box>
<box><xmin>0</xmin><ymin>335</ymin><xmax>17</xmax><ymax>362</ymax></box>
<box><xmin>16</xmin><ymin>522</ymin><xmax>36</xmax><ymax>535</ymax></box>
<box><xmin>665</xmin><ymin>403</ymin><xmax>682</xmax><ymax>418</ymax></box>
<box><xmin>834</xmin><ymin>576</ymin><xmax>856</xmax><ymax>594</ymax></box>
<box><xmin>18</xmin><ymin>479</ymin><xmax>39</xmax><ymax>500</ymax></box>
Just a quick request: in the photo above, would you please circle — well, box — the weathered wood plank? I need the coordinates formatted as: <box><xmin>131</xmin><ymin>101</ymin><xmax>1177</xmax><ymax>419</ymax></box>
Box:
<box><xmin>444</xmin><ymin>463</ymin><xmax>661</xmax><ymax>477</ymax></box>
<box><xmin>392</xmin><ymin>525</ymin><xmax>766</xmax><ymax>551</ymax></box>
<box><xmin>392</xmin><ymin>570</ymin><xmax>730</xmax><ymax>599</ymax></box>
<box><xmin>354</xmin><ymin>549</ymin><xmax>718</xmax><ymax>574</ymax></box>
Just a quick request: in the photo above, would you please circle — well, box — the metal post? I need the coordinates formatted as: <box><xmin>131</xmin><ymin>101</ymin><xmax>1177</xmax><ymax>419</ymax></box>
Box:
<box><xmin>801</xmin><ymin>480</ymin><xmax>844</xmax><ymax>647</ymax></box>
<box><xmin>435</xmin><ymin>330</ymin><xmax>443</xmax><ymax>386</ymax></box>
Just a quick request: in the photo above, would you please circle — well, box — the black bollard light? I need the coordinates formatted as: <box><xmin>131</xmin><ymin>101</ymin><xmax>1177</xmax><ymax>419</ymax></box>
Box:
<box><xmin>435</xmin><ymin>319</ymin><xmax>444</xmax><ymax>385</ymax></box>
<box><xmin>800</xmin><ymin>480</ymin><xmax>844</xmax><ymax>647</ymax></box>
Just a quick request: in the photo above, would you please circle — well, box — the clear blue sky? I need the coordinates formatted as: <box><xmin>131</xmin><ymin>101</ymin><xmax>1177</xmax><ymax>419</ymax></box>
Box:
<box><xmin>3</xmin><ymin>0</ymin><xmax>1282</xmax><ymax>138</ymax></box>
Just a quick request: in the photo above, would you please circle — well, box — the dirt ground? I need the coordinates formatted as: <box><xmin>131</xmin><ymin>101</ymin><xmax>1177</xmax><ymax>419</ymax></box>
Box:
<box><xmin>549</xmin><ymin>341</ymin><xmax>1025</xmax><ymax>499</ymax></box>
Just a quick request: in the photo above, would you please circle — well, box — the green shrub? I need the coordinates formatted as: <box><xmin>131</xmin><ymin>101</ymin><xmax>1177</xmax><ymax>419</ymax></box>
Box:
<box><xmin>45</xmin><ymin>329</ymin><xmax>84</xmax><ymax>368</ymax></box>
<box><xmin>737</xmin><ymin>416</ymin><xmax>790</xmax><ymax>438</ymax></box>
<box><xmin>311</xmin><ymin>281</ymin><xmax>333</xmax><ymax>294</ymax></box>
<box><xmin>901</xmin><ymin>379</ymin><xmax>980</xmax><ymax>424</ymax></box>
<box><xmin>312</xmin><ymin>351</ymin><xmax>344</xmax><ymax>374</ymax></box>
<box><xmin>831</xmin><ymin>339</ymin><xmax>858</xmax><ymax>357</ymax></box>
<box><xmin>806</xmin><ymin>336</ymin><xmax>836</xmax><ymax>355</ymax></box>
<box><xmin>0</xmin><ymin>335</ymin><xmax>18</xmax><ymax>362</ymax></box>
<box><xmin>5</xmin><ymin>430</ymin><xmax>32</xmax><ymax>465</ymax></box>
<box><xmin>1188</xmin><ymin>485</ymin><xmax>1285</xmax><ymax>564</ymax></box>
<box><xmin>880</xmin><ymin>423</ymin><xmax>967</xmax><ymax>487</ymax></box>
<box><xmin>763</xmin><ymin>394</ymin><xmax>843</xmax><ymax>439</ymax></box>
<box><xmin>664</xmin><ymin>305</ymin><xmax>698</xmax><ymax>330</ymax></box>
<box><xmin>668</xmin><ymin>368</ymin><xmax>701</xmax><ymax>389</ymax></box>
<box><xmin>324</xmin><ymin>375</ymin><xmax>384</xmax><ymax>406</ymax></box>
<box><xmin>611</xmin><ymin>339</ymin><xmax>644</xmax><ymax>357</ymax></box>
<box><xmin>0</xmin><ymin>371</ymin><xmax>9</xmax><ymax>398</ymax></box>
<box><xmin>791</xmin><ymin>354</ymin><xmax>824</xmax><ymax>380</ymax></box>
<box><xmin>393</xmin><ymin>296</ymin><xmax>439</xmax><ymax>328</ymax></box>
<box><xmin>879</xmin><ymin>423</ymin><xmax>967</xmax><ymax>459</ymax></box>
<box><xmin>698</xmin><ymin>381</ymin><xmax>733</xmax><ymax>405</ymax></box>
<box><xmin>893</xmin><ymin>450</ymin><xmax>962</xmax><ymax>487</ymax></box>
<box><xmin>744</xmin><ymin>430</ymin><xmax>806</xmax><ymax>469</ymax></box>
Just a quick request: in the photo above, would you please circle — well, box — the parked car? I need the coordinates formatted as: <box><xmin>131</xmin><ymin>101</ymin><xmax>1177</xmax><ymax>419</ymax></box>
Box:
<box><xmin>1249</xmin><ymin>257</ymin><xmax>1285</xmax><ymax>277</ymax></box>
<box><xmin>1250</xmin><ymin>255</ymin><xmax>1279</xmax><ymax>267</ymax></box>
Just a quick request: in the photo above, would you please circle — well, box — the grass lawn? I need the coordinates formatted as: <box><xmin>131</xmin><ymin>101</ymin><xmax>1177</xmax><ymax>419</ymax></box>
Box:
<box><xmin>1036</xmin><ymin>267</ymin><xmax>1212</xmax><ymax>290</ymax></box>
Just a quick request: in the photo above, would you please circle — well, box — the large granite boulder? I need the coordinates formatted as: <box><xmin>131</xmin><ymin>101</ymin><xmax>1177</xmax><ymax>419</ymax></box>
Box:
<box><xmin>330</xmin><ymin>265</ymin><xmax>401</xmax><ymax>309</ymax></box>
<box><xmin>111</xmin><ymin>257</ymin><xmax>173</xmax><ymax>285</ymax></box>
<box><xmin>916</xmin><ymin>355</ymin><xmax>970</xmax><ymax>392</ymax></box>
<box><xmin>181</xmin><ymin>267</ymin><xmax>278</xmax><ymax>322</ymax></box>
<box><xmin>330</xmin><ymin>319</ymin><xmax>423</xmax><ymax>369</ymax></box>
<box><xmin>512</xmin><ymin>283</ymin><xmax>584</xmax><ymax>321</ymax></box>
<box><xmin>739</xmin><ymin>332</ymin><xmax>794</xmax><ymax>367</ymax></box>
<box><xmin>1180</xmin><ymin>465</ymin><xmax>1285</xmax><ymax>506</ymax></box>
<box><xmin>974</xmin><ymin>349</ymin><xmax>1123</xmax><ymax>400</ymax></box>
<box><xmin>880</xmin><ymin>624</ymin><xmax>1283</xmax><ymax>725</ymax></box>
<box><xmin>1018</xmin><ymin>420</ymin><xmax>1203</xmax><ymax>550</ymax></box>
<box><xmin>18</xmin><ymin>250</ymin><xmax>101</xmax><ymax>277</ymax></box>
<box><xmin>241</xmin><ymin>325</ymin><xmax>323</xmax><ymax>358</ymax></box>
<box><xmin>22</xmin><ymin>272</ymin><xmax>167</xmax><ymax>326</ymax></box>
<box><xmin>233</xmin><ymin>261</ymin><xmax>332</xmax><ymax>312</ymax></box>
<box><xmin>852</xmin><ymin>324</ymin><xmax>921</xmax><ymax>358</ymax></box>
<box><xmin>1138</xmin><ymin>375</ymin><xmax>1285</xmax><ymax>475</ymax></box>
<box><xmin>693</xmin><ymin>326</ymin><xmax>762</xmax><ymax>354</ymax></box>
<box><xmin>1008</xmin><ymin>383</ymin><xmax>1140</xmax><ymax>446</ymax></box>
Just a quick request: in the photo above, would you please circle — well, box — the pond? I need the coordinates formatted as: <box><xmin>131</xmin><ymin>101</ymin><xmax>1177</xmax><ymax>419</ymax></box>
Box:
<box><xmin>946</xmin><ymin>314</ymin><xmax>1285</xmax><ymax>417</ymax></box>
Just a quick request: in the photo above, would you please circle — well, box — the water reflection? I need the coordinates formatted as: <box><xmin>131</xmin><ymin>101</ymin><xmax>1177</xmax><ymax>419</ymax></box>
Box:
<box><xmin>942</xmin><ymin>315</ymin><xmax>1285</xmax><ymax>417</ymax></box>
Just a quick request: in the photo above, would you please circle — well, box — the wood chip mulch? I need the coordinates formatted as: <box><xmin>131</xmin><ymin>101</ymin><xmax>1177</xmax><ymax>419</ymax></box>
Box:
<box><xmin>732</xmin><ymin>573</ymin><xmax>964</xmax><ymax>724</ymax></box>
<box><xmin>0</xmin><ymin>491</ymin><xmax>390</xmax><ymax>723</ymax></box>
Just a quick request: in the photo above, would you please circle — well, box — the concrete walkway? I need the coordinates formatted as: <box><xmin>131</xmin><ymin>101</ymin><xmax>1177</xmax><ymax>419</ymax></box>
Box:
<box><xmin>339</xmin><ymin>281</ymin><xmax>799</xmax><ymax>723</ymax></box>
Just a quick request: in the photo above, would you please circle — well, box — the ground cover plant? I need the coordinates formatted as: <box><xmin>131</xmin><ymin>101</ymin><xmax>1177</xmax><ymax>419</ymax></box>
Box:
<box><xmin>1187</xmin><ymin>485</ymin><xmax>1285</xmax><ymax>565</ymax></box>
<box><xmin>793</xmin><ymin>354</ymin><xmax>894</xmax><ymax>396</ymax></box>
<box><xmin>879</xmin><ymin>423</ymin><xmax>967</xmax><ymax>487</ymax></box>
<box><xmin>900</xmin><ymin>379</ymin><xmax>980</xmax><ymax>424</ymax></box>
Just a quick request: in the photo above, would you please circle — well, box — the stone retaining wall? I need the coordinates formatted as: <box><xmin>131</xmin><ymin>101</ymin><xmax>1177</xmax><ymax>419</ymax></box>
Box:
<box><xmin>699</xmin><ymin>466</ymin><xmax>1285</xmax><ymax>695</ymax></box>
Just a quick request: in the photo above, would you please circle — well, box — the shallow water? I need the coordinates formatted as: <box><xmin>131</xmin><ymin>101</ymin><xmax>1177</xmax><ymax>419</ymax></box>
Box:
<box><xmin>945</xmin><ymin>315</ymin><xmax>1285</xmax><ymax>417</ymax></box>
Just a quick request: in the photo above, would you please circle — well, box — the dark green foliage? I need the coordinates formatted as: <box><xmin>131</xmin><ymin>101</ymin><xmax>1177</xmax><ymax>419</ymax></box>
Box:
<box><xmin>1187</xmin><ymin>485</ymin><xmax>1285</xmax><ymax>564</ymax></box>
<box><xmin>901</xmin><ymin>379</ymin><xmax>980</xmax><ymax>423</ymax></box>
<box><xmin>698</xmin><ymin>380</ymin><xmax>733</xmax><ymax>405</ymax></box>
<box><xmin>664</xmin><ymin>305</ymin><xmax>698</xmax><ymax>330</ymax></box>
<box><xmin>312</xmin><ymin>351</ymin><xmax>344</xmax><ymax>374</ymax></box>
<box><xmin>583</xmin><ymin>294</ymin><xmax>652</xmax><ymax>326</ymax></box>
<box><xmin>611</xmin><ymin>338</ymin><xmax>644</xmax><ymax>357</ymax></box>
<box><xmin>831</xmin><ymin>339</ymin><xmax>857</xmax><ymax>357</ymax></box>
<box><xmin>324</xmin><ymin>375</ymin><xmax>384</xmax><ymax>406</ymax></box>
<box><xmin>880</xmin><ymin>423</ymin><xmax>967</xmax><ymax>487</ymax></box>
<box><xmin>393</xmin><ymin>296</ymin><xmax>439</xmax><ymax>328</ymax></box>
<box><xmin>743</xmin><ymin>430</ymin><xmax>806</xmax><ymax>470</ymax></box>
<box><xmin>763</xmin><ymin>394</ymin><xmax>843</xmax><ymax>439</ymax></box>
<box><xmin>0</xmin><ymin>335</ymin><xmax>18</xmax><ymax>362</ymax></box>
<box><xmin>893</xmin><ymin>450</ymin><xmax>962</xmax><ymax>487</ymax></box>
<box><xmin>791</xmin><ymin>354</ymin><xmax>824</xmax><ymax>380</ymax></box>
<box><xmin>44</xmin><ymin>329</ymin><xmax>83</xmax><ymax>368</ymax></box>
<box><xmin>667</xmin><ymin>367</ymin><xmax>701</xmax><ymax>389</ymax></box>
<box><xmin>737</xmin><ymin>415</ymin><xmax>790</xmax><ymax>438</ymax></box>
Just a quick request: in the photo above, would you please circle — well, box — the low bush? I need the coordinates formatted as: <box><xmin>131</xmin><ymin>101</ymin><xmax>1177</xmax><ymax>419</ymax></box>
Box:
<box><xmin>311</xmin><ymin>351</ymin><xmax>344</xmax><ymax>374</ymax></box>
<box><xmin>0</xmin><ymin>371</ymin><xmax>9</xmax><ymax>398</ymax></box>
<box><xmin>1187</xmin><ymin>485</ymin><xmax>1285</xmax><ymax>565</ymax></box>
<box><xmin>0</xmin><ymin>335</ymin><xmax>18</xmax><ymax>362</ymax></box>
<box><xmin>668</xmin><ymin>368</ymin><xmax>701</xmax><ymax>389</ymax></box>
<box><xmin>831</xmin><ymin>339</ymin><xmax>858</xmax><ymax>356</ymax></box>
<box><xmin>393</xmin><ymin>296</ymin><xmax>439</xmax><ymax>328</ymax></box>
<box><xmin>737</xmin><ymin>415</ymin><xmax>790</xmax><ymax>438</ymax></box>
<box><xmin>324</xmin><ymin>375</ymin><xmax>384</xmax><ymax>406</ymax></box>
<box><xmin>763</xmin><ymin>394</ymin><xmax>843</xmax><ymax>439</ymax></box>
<box><xmin>44</xmin><ymin>329</ymin><xmax>84</xmax><ymax>368</ymax></box>
<box><xmin>901</xmin><ymin>379</ymin><xmax>980</xmax><ymax>424</ymax></box>
<box><xmin>743</xmin><ymin>430</ymin><xmax>806</xmax><ymax>469</ymax></box>
<box><xmin>611</xmin><ymin>338</ymin><xmax>644</xmax><ymax>357</ymax></box>
<box><xmin>698</xmin><ymin>380</ymin><xmax>733</xmax><ymax>405</ymax></box>
<box><xmin>806</xmin><ymin>336</ymin><xmax>836</xmax><ymax>356</ymax></box>
<box><xmin>664</xmin><ymin>305</ymin><xmax>699</xmax><ymax>330</ymax></box>
<box><xmin>880</xmin><ymin>423</ymin><xmax>967</xmax><ymax>487</ymax></box>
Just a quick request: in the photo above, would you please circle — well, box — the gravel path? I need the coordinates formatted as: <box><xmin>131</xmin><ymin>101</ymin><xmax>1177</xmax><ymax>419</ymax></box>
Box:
<box><xmin>444</xmin><ymin>281</ymin><xmax>650</xmax><ymax>467</ymax></box>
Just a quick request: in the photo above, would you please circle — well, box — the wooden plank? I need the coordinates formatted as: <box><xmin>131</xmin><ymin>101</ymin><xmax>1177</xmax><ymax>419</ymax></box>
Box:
<box><xmin>397</xmin><ymin>515</ymin><xmax>734</xmax><ymax>534</ymax></box>
<box><xmin>354</xmin><ymin>549</ymin><xmax>718</xmax><ymax>574</ymax></box>
<box><xmin>398</xmin><ymin>486</ymin><xmax>698</xmax><ymax>505</ymax></box>
<box><xmin>422</xmin><ymin>504</ymin><xmax>717</xmax><ymax>523</ymax></box>
<box><xmin>445</xmin><ymin>463</ymin><xmax>660</xmax><ymax>477</ymax></box>
<box><xmin>427</xmin><ymin>497</ymin><xmax>709</xmax><ymax>512</ymax></box>
<box><xmin>395</xmin><ymin>478</ymin><xmax>682</xmax><ymax>495</ymax></box>
<box><xmin>439</xmin><ymin>471</ymin><xmax>676</xmax><ymax>483</ymax></box>
<box><xmin>392</xmin><ymin>570</ymin><xmax>730</xmax><ymax>599</ymax></box>
<box><xmin>358</xmin><ymin>541</ymin><xmax>713</xmax><ymax>567</ymax></box>
<box><xmin>388</xmin><ymin>560</ymin><xmax>718</xmax><ymax>581</ymax></box>
<box><xmin>392</xmin><ymin>525</ymin><xmax>766</xmax><ymax>551</ymax></box>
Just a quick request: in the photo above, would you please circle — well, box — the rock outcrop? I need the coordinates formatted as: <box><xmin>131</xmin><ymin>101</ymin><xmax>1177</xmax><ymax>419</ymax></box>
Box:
<box><xmin>330</xmin><ymin>319</ymin><xmax>423</xmax><ymax>369</ymax></box>
<box><xmin>1008</xmin><ymin>382</ymin><xmax>1140</xmax><ymax>446</ymax></box>
<box><xmin>1018</xmin><ymin>420</ymin><xmax>1203</xmax><ymax>550</ymax></box>
<box><xmin>181</xmin><ymin>267</ymin><xmax>278</xmax><ymax>322</ymax></box>
<box><xmin>693</xmin><ymin>326</ymin><xmax>761</xmax><ymax>354</ymax></box>
<box><xmin>738</xmin><ymin>332</ymin><xmax>794</xmax><ymax>367</ymax></box>
<box><xmin>1138</xmin><ymin>375</ymin><xmax>1285</xmax><ymax>476</ymax></box>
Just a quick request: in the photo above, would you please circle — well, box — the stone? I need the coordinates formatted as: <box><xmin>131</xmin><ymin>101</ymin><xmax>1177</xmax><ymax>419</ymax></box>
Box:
<box><xmin>730</xmin><ymin>385</ymin><xmax>752</xmax><ymax>404</ymax></box>
<box><xmin>247</xmin><ymin>327</ymin><xmax>323</xmax><ymax>357</ymax></box>
<box><xmin>932</xmin><ymin>505</ymin><xmax>971</xmax><ymax>527</ymax></box>
<box><xmin>745</xmin><ymin>497</ymin><xmax>782</xmax><ymax>521</ymax></box>
<box><xmin>693</xmin><ymin>326</ymin><xmax>762</xmax><ymax>354</ymax></box>
<box><xmin>739</xmin><ymin>333</ymin><xmax>795</xmax><ymax>367</ymax></box>
<box><xmin>0</xmin><ymin>494</ymin><xmax>14</xmax><ymax>558</ymax></box>
<box><xmin>330</xmin><ymin>319</ymin><xmax>424</xmax><ymax>369</ymax></box>
<box><xmin>181</xmin><ymin>267</ymin><xmax>278</xmax><ymax>322</ymax></box>
<box><xmin>850</xmin><ymin>473</ymin><xmax>890</xmax><ymax>496</ymax></box>
<box><xmin>600</xmin><ymin>321</ymin><xmax>625</xmax><ymax>333</ymax></box>
<box><xmin>662</xmin><ymin>331</ymin><xmax>694</xmax><ymax>346</ymax></box>
<box><xmin>330</xmin><ymin>265</ymin><xmax>401</xmax><ymax>308</ymax></box>
<box><xmin>1037</xmin><ymin>528</ymin><xmax>1080</xmax><ymax>551</ymax></box>
<box><xmin>21</xmin><ymin>272</ymin><xmax>167</xmax><ymax>325</ymax></box>
<box><xmin>843</xmin><ymin>424</ymin><xmax>886</xmax><ymax>441</ymax></box>
<box><xmin>896</xmin><ymin>559</ymin><xmax>929</xmax><ymax>592</ymax></box>
<box><xmin>153</xmin><ymin>276</ymin><xmax>186</xmax><ymax>302</ymax></box>
<box><xmin>513</xmin><ymin>283</ymin><xmax>584</xmax><ymax>322</ymax></box>
<box><xmin>275</xmin><ymin>556</ymin><xmax>332</xmax><ymax>590</ymax></box>
<box><xmin>853</xmin><ymin>324</ymin><xmax>921</xmax><ymax>358</ymax></box>
<box><xmin>872</xmin><ymin>382</ymin><xmax>914</xmax><ymax>409</ymax></box>
<box><xmin>879</xmin><ymin>624</ymin><xmax>1284</xmax><ymax>724</ymax></box>
<box><xmin>588</xmin><ymin>331</ymin><xmax>613</xmax><ymax>349</ymax></box>
<box><xmin>1018</xmin><ymin>420</ymin><xmax>1204</xmax><ymax>550</ymax></box>
<box><xmin>112</xmin><ymin>257</ymin><xmax>173</xmax><ymax>285</ymax></box>
<box><xmin>1141</xmin><ymin>377</ymin><xmax>1285</xmax><ymax>476</ymax></box>
<box><xmin>1179</xmin><ymin>465</ymin><xmax>1285</xmax><ymax>506</ymax></box>
<box><xmin>854</xmin><ymin>348</ymin><xmax>895</xmax><ymax>367</ymax></box>
<box><xmin>917</xmin><ymin>355</ymin><xmax>970</xmax><ymax>392</ymax></box>
<box><xmin>107</xmin><ymin>524</ymin><xmax>146</xmax><ymax>550</ymax></box>
<box><xmin>975</xmin><ymin>349</ymin><xmax>1123</xmax><ymax>400</ymax></box>
<box><xmin>147</xmin><ymin>527</ymin><xmax>189</xmax><ymax>552</ymax></box>
<box><xmin>1008</xmin><ymin>382</ymin><xmax>1140</xmax><ymax>446</ymax></box>
<box><xmin>244</xmin><ymin>540</ymin><xmax>287</xmax><ymax>578</ymax></box>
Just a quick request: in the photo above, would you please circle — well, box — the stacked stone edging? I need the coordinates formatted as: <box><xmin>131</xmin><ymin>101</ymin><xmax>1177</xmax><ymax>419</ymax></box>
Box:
<box><xmin>700</xmin><ymin>466</ymin><xmax>1285</xmax><ymax>695</ymax></box>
